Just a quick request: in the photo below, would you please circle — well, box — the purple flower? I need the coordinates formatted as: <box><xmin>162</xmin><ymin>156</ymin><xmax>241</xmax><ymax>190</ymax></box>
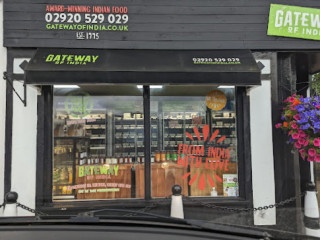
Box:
<box><xmin>296</xmin><ymin>105</ymin><xmax>305</xmax><ymax>112</ymax></box>
<box><xmin>300</xmin><ymin>123</ymin><xmax>311</xmax><ymax>130</ymax></box>
<box><xmin>314</xmin><ymin>122</ymin><xmax>320</xmax><ymax>129</ymax></box>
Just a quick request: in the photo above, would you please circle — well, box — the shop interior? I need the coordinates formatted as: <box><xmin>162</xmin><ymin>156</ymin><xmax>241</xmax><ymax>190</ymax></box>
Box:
<box><xmin>52</xmin><ymin>85</ymin><xmax>238</xmax><ymax>201</ymax></box>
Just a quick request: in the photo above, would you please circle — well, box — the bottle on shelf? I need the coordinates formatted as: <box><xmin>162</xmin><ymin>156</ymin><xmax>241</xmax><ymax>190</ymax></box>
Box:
<box><xmin>172</xmin><ymin>152</ymin><xmax>178</xmax><ymax>162</ymax></box>
<box><xmin>155</xmin><ymin>152</ymin><xmax>161</xmax><ymax>162</ymax></box>
<box><xmin>68</xmin><ymin>168</ymin><xmax>73</xmax><ymax>184</ymax></box>
<box><xmin>166</xmin><ymin>151</ymin><xmax>171</xmax><ymax>161</ymax></box>
<box><xmin>161</xmin><ymin>151</ymin><xmax>166</xmax><ymax>162</ymax></box>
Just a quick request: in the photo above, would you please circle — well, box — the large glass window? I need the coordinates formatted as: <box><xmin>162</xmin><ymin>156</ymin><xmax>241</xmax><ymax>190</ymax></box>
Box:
<box><xmin>53</xmin><ymin>85</ymin><xmax>144</xmax><ymax>201</ymax></box>
<box><xmin>53</xmin><ymin>84</ymin><xmax>238</xmax><ymax>201</ymax></box>
<box><xmin>150</xmin><ymin>86</ymin><xmax>238</xmax><ymax>198</ymax></box>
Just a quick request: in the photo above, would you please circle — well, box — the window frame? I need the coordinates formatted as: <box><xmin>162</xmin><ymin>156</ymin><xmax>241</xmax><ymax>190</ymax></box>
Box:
<box><xmin>36</xmin><ymin>85</ymin><xmax>253</xmax><ymax>213</ymax></box>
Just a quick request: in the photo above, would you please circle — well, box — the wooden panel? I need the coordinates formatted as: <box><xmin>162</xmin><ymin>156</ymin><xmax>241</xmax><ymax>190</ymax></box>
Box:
<box><xmin>4</xmin><ymin>0</ymin><xmax>320</xmax><ymax>49</ymax></box>
<box><xmin>190</xmin><ymin>162</ymin><xmax>237</xmax><ymax>196</ymax></box>
<box><xmin>135</xmin><ymin>163</ymin><xmax>188</xmax><ymax>198</ymax></box>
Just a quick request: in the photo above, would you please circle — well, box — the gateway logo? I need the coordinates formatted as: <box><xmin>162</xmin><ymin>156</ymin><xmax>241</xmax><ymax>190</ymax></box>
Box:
<box><xmin>45</xmin><ymin>54</ymin><xmax>99</xmax><ymax>65</ymax></box>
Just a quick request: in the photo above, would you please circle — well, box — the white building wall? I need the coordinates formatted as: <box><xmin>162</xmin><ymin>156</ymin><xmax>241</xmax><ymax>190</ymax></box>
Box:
<box><xmin>10</xmin><ymin>82</ymin><xmax>37</xmax><ymax>216</ymax></box>
<box><xmin>250</xmin><ymin>80</ymin><xmax>276</xmax><ymax>225</ymax></box>
<box><xmin>0</xmin><ymin>0</ymin><xmax>7</xmax><ymax>214</ymax></box>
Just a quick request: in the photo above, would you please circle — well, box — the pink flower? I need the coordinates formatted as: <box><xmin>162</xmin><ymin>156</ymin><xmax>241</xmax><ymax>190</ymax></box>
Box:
<box><xmin>308</xmin><ymin>156</ymin><xmax>315</xmax><ymax>162</ymax></box>
<box><xmin>299</xmin><ymin>149</ymin><xmax>306</xmax><ymax>160</ymax></box>
<box><xmin>275</xmin><ymin>123</ymin><xmax>282</xmax><ymax>128</ymax></box>
<box><xmin>288</xmin><ymin>97</ymin><xmax>295</xmax><ymax>103</ymax></box>
<box><xmin>294</xmin><ymin>142</ymin><xmax>301</xmax><ymax>149</ymax></box>
<box><xmin>288</xmin><ymin>130</ymin><xmax>293</xmax><ymax>136</ymax></box>
<box><xmin>292</xmin><ymin>133</ymin><xmax>300</xmax><ymax>139</ymax></box>
<box><xmin>304</xmin><ymin>139</ymin><xmax>310</xmax><ymax>147</ymax></box>
<box><xmin>308</xmin><ymin>148</ymin><xmax>317</xmax><ymax>157</ymax></box>
<box><xmin>293</xmin><ymin>114</ymin><xmax>301</xmax><ymax>121</ymax></box>
<box><xmin>298</xmin><ymin>138</ymin><xmax>305</xmax><ymax>145</ymax></box>
<box><xmin>299</xmin><ymin>131</ymin><xmax>306</xmax><ymax>138</ymax></box>
<box><xmin>315</xmin><ymin>155</ymin><xmax>320</xmax><ymax>162</ymax></box>
<box><xmin>314</xmin><ymin>139</ymin><xmax>320</xmax><ymax>147</ymax></box>
<box><xmin>291</xmin><ymin>123</ymin><xmax>298</xmax><ymax>129</ymax></box>
<box><xmin>316</xmin><ymin>105</ymin><xmax>320</xmax><ymax>109</ymax></box>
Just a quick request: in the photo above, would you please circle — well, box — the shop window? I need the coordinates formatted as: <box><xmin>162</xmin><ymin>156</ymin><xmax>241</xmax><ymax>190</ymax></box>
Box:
<box><xmin>53</xmin><ymin>85</ymin><xmax>144</xmax><ymax>200</ymax></box>
<box><xmin>150</xmin><ymin>86</ymin><xmax>238</xmax><ymax>198</ymax></box>
<box><xmin>52</xmin><ymin>85</ymin><xmax>238</xmax><ymax>202</ymax></box>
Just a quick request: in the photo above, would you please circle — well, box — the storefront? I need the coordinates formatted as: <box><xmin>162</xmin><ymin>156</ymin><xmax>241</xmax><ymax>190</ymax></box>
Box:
<box><xmin>22</xmin><ymin>48</ymin><xmax>259</xmax><ymax>203</ymax></box>
<box><xmin>3</xmin><ymin>0</ymin><xmax>320</xmax><ymax>229</ymax></box>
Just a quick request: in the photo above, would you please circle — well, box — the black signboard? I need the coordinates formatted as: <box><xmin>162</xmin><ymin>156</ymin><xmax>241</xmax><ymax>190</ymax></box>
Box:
<box><xmin>25</xmin><ymin>48</ymin><xmax>261</xmax><ymax>85</ymax></box>
<box><xmin>4</xmin><ymin>0</ymin><xmax>320</xmax><ymax>49</ymax></box>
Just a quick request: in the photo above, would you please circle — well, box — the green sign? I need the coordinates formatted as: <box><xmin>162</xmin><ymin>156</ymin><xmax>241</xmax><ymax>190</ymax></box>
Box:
<box><xmin>268</xmin><ymin>4</ymin><xmax>320</xmax><ymax>41</ymax></box>
<box><xmin>46</xmin><ymin>54</ymin><xmax>99</xmax><ymax>65</ymax></box>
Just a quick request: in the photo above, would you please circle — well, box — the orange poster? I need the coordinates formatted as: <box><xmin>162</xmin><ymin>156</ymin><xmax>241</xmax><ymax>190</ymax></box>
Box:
<box><xmin>205</xmin><ymin>90</ymin><xmax>227</xmax><ymax>111</ymax></box>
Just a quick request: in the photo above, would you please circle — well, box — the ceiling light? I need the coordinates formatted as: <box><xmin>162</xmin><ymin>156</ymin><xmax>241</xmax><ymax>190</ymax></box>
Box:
<box><xmin>218</xmin><ymin>86</ymin><xmax>235</xmax><ymax>89</ymax></box>
<box><xmin>137</xmin><ymin>85</ymin><xmax>163</xmax><ymax>89</ymax></box>
<box><xmin>54</xmin><ymin>85</ymin><xmax>80</xmax><ymax>89</ymax></box>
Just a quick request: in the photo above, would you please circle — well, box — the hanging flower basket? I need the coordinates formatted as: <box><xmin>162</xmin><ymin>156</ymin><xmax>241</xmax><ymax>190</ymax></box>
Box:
<box><xmin>276</xmin><ymin>94</ymin><xmax>320</xmax><ymax>162</ymax></box>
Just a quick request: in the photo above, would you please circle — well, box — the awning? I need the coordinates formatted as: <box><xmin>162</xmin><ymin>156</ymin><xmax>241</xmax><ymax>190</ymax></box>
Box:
<box><xmin>25</xmin><ymin>48</ymin><xmax>261</xmax><ymax>85</ymax></box>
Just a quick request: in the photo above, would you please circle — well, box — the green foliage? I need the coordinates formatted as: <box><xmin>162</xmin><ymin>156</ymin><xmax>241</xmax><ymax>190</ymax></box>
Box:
<box><xmin>312</xmin><ymin>73</ymin><xmax>320</xmax><ymax>96</ymax></box>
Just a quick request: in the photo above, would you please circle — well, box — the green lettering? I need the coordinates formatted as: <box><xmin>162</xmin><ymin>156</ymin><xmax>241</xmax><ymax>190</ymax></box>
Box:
<box><xmin>94</xmin><ymin>166</ymin><xmax>99</xmax><ymax>175</ymax></box>
<box><xmin>84</xmin><ymin>56</ymin><xmax>91</xmax><ymax>62</ymax></box>
<box><xmin>67</xmin><ymin>55</ymin><xmax>74</xmax><ymax>62</ymax></box>
<box><xmin>61</xmin><ymin>55</ymin><xmax>68</xmax><ymax>62</ymax></box>
<box><xmin>114</xmin><ymin>165</ymin><xmax>119</xmax><ymax>176</ymax></box>
<box><xmin>90</xmin><ymin>166</ymin><xmax>95</xmax><ymax>175</ymax></box>
<box><xmin>84</xmin><ymin>166</ymin><xmax>90</xmax><ymax>176</ymax></box>
<box><xmin>92</xmin><ymin>56</ymin><xmax>99</xmax><ymax>63</ymax></box>
<box><xmin>108</xmin><ymin>166</ymin><xmax>114</xmax><ymax>175</ymax></box>
<box><xmin>75</xmin><ymin>55</ymin><xmax>85</xmax><ymax>62</ymax></box>
<box><xmin>79</xmin><ymin>166</ymin><xmax>84</xmax><ymax>177</ymax></box>
<box><xmin>46</xmin><ymin>55</ymin><xmax>54</xmax><ymax>62</ymax></box>
<box><xmin>100</xmin><ymin>166</ymin><xmax>109</xmax><ymax>175</ymax></box>
<box><xmin>53</xmin><ymin>55</ymin><xmax>61</xmax><ymax>62</ymax></box>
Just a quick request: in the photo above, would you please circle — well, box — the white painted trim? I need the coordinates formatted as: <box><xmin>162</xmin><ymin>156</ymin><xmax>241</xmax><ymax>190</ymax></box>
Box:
<box><xmin>11</xmin><ymin>82</ymin><xmax>37</xmax><ymax>216</ymax></box>
<box><xmin>0</xmin><ymin>0</ymin><xmax>7</xmax><ymax>216</ymax></box>
<box><xmin>250</xmin><ymin>80</ymin><xmax>276</xmax><ymax>225</ymax></box>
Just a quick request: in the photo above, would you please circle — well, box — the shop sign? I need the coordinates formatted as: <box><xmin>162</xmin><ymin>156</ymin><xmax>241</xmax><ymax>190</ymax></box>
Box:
<box><xmin>268</xmin><ymin>4</ymin><xmax>320</xmax><ymax>41</ymax></box>
<box><xmin>46</xmin><ymin>54</ymin><xmax>99</xmax><ymax>65</ymax></box>
<box><xmin>45</xmin><ymin>4</ymin><xmax>129</xmax><ymax>40</ymax></box>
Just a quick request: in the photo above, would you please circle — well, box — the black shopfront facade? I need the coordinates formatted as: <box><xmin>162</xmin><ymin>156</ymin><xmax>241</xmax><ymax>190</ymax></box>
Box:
<box><xmin>3</xmin><ymin>0</ymin><xmax>320</xmax><ymax>228</ymax></box>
